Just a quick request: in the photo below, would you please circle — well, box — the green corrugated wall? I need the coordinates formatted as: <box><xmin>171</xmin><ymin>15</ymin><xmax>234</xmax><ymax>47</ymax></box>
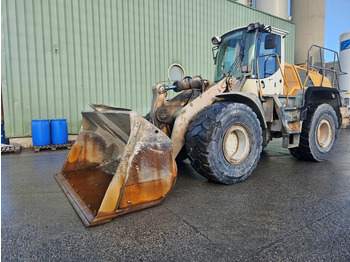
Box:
<box><xmin>1</xmin><ymin>0</ymin><xmax>294</xmax><ymax>137</ymax></box>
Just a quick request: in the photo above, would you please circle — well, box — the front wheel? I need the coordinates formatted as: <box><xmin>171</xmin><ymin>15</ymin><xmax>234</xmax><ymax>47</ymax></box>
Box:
<box><xmin>289</xmin><ymin>103</ymin><xmax>339</xmax><ymax>161</ymax></box>
<box><xmin>186</xmin><ymin>102</ymin><xmax>262</xmax><ymax>184</ymax></box>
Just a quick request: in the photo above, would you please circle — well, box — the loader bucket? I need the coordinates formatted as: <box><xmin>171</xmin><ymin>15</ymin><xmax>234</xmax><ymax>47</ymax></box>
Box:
<box><xmin>54</xmin><ymin>105</ymin><xmax>177</xmax><ymax>226</ymax></box>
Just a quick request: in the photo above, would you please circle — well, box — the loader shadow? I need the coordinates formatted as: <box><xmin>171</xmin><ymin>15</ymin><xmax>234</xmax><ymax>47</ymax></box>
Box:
<box><xmin>260</xmin><ymin>146</ymin><xmax>293</xmax><ymax>159</ymax></box>
<box><xmin>175</xmin><ymin>160</ymin><xmax>206</xmax><ymax>182</ymax></box>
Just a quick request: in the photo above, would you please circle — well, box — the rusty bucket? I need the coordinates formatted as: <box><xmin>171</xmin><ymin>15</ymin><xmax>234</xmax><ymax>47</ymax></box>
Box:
<box><xmin>54</xmin><ymin>105</ymin><xmax>177</xmax><ymax>226</ymax></box>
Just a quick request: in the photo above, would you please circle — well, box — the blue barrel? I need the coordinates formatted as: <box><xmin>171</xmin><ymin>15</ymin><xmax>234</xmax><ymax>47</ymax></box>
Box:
<box><xmin>50</xmin><ymin>119</ymin><xmax>68</xmax><ymax>145</ymax></box>
<box><xmin>32</xmin><ymin>119</ymin><xmax>51</xmax><ymax>146</ymax></box>
<box><xmin>1</xmin><ymin>123</ymin><xmax>4</xmax><ymax>144</ymax></box>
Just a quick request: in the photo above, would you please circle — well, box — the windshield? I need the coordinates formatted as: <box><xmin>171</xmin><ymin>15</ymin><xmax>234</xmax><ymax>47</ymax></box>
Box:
<box><xmin>214</xmin><ymin>29</ymin><xmax>257</xmax><ymax>82</ymax></box>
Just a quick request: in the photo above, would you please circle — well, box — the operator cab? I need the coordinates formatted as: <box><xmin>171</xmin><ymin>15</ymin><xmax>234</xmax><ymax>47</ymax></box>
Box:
<box><xmin>212</xmin><ymin>22</ymin><xmax>288</xmax><ymax>96</ymax></box>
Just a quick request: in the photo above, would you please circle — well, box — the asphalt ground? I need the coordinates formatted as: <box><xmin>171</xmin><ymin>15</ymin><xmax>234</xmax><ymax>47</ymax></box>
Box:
<box><xmin>2</xmin><ymin>129</ymin><xmax>350</xmax><ymax>261</ymax></box>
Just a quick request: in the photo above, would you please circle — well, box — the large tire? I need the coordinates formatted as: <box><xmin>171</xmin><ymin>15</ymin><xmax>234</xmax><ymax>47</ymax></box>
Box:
<box><xmin>289</xmin><ymin>103</ymin><xmax>338</xmax><ymax>161</ymax></box>
<box><xmin>186</xmin><ymin>102</ymin><xmax>262</xmax><ymax>184</ymax></box>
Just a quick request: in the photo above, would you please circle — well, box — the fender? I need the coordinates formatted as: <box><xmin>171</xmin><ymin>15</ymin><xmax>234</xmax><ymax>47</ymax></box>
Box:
<box><xmin>302</xmin><ymin>87</ymin><xmax>342</xmax><ymax>125</ymax></box>
<box><xmin>216</xmin><ymin>92</ymin><xmax>267</xmax><ymax>129</ymax></box>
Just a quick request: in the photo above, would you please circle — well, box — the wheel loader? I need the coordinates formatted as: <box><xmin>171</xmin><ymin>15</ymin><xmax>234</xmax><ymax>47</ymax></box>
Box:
<box><xmin>55</xmin><ymin>23</ymin><xmax>343</xmax><ymax>226</ymax></box>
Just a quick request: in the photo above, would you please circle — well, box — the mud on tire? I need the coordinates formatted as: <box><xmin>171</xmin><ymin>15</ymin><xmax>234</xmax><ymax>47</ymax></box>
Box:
<box><xmin>185</xmin><ymin>102</ymin><xmax>262</xmax><ymax>184</ymax></box>
<box><xmin>289</xmin><ymin>103</ymin><xmax>338</xmax><ymax>161</ymax></box>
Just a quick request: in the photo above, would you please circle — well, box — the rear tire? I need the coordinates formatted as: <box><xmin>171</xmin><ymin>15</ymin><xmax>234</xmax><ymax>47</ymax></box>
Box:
<box><xmin>289</xmin><ymin>103</ymin><xmax>338</xmax><ymax>161</ymax></box>
<box><xmin>186</xmin><ymin>102</ymin><xmax>262</xmax><ymax>184</ymax></box>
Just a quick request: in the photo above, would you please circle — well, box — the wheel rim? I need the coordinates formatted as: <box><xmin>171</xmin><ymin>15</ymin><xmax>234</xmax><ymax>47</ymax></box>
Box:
<box><xmin>223</xmin><ymin>125</ymin><xmax>250</xmax><ymax>164</ymax></box>
<box><xmin>316</xmin><ymin>119</ymin><xmax>332</xmax><ymax>148</ymax></box>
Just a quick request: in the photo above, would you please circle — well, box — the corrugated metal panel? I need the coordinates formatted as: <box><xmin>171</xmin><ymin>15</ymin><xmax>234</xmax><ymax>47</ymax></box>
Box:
<box><xmin>1</xmin><ymin>0</ymin><xmax>294</xmax><ymax>137</ymax></box>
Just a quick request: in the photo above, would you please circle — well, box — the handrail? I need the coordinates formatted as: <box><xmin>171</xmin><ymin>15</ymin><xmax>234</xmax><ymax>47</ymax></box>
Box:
<box><xmin>302</xmin><ymin>45</ymin><xmax>347</xmax><ymax>107</ymax></box>
<box><xmin>306</xmin><ymin>45</ymin><xmax>346</xmax><ymax>90</ymax></box>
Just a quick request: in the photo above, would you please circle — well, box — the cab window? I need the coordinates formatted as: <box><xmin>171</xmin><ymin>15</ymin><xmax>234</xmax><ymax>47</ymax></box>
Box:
<box><xmin>257</xmin><ymin>33</ymin><xmax>281</xmax><ymax>78</ymax></box>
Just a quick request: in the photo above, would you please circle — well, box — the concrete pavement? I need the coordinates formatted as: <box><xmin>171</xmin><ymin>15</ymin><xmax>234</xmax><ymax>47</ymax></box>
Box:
<box><xmin>2</xmin><ymin>129</ymin><xmax>350</xmax><ymax>261</ymax></box>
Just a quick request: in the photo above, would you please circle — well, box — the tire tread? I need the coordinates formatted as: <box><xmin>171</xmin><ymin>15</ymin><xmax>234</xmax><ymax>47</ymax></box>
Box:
<box><xmin>186</xmin><ymin>102</ymin><xmax>262</xmax><ymax>184</ymax></box>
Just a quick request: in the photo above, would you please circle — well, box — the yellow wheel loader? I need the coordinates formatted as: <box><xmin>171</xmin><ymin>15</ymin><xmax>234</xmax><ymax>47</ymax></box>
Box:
<box><xmin>55</xmin><ymin>23</ymin><xmax>343</xmax><ymax>226</ymax></box>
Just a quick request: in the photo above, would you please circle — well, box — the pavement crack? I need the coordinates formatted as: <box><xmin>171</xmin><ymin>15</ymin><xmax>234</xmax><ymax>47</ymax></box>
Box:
<box><xmin>161</xmin><ymin>204</ymin><xmax>211</xmax><ymax>242</ymax></box>
<box><xmin>160</xmin><ymin>204</ymin><xmax>243</xmax><ymax>261</ymax></box>
<box><xmin>244</xmin><ymin>202</ymin><xmax>350</xmax><ymax>260</ymax></box>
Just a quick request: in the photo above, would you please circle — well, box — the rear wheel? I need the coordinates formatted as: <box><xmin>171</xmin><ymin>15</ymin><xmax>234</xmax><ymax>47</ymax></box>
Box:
<box><xmin>289</xmin><ymin>103</ymin><xmax>338</xmax><ymax>161</ymax></box>
<box><xmin>186</xmin><ymin>102</ymin><xmax>262</xmax><ymax>184</ymax></box>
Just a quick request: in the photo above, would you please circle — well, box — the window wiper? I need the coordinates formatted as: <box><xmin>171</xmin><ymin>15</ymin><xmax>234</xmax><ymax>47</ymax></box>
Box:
<box><xmin>227</xmin><ymin>52</ymin><xmax>244</xmax><ymax>77</ymax></box>
<box><xmin>227</xmin><ymin>37</ymin><xmax>245</xmax><ymax>77</ymax></box>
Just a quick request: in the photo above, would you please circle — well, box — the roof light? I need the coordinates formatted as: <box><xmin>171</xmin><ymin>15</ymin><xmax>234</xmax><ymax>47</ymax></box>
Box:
<box><xmin>247</xmin><ymin>23</ymin><xmax>255</xmax><ymax>32</ymax></box>
<box><xmin>253</xmin><ymin>22</ymin><xmax>261</xmax><ymax>29</ymax></box>
<box><xmin>211</xmin><ymin>36</ymin><xmax>221</xmax><ymax>45</ymax></box>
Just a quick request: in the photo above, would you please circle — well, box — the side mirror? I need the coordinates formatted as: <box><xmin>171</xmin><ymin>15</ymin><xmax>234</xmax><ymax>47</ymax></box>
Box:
<box><xmin>265</xmin><ymin>34</ymin><xmax>277</xmax><ymax>50</ymax></box>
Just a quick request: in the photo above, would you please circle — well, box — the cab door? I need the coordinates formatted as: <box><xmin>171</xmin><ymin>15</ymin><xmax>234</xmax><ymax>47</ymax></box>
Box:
<box><xmin>256</xmin><ymin>33</ymin><xmax>284</xmax><ymax>95</ymax></box>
